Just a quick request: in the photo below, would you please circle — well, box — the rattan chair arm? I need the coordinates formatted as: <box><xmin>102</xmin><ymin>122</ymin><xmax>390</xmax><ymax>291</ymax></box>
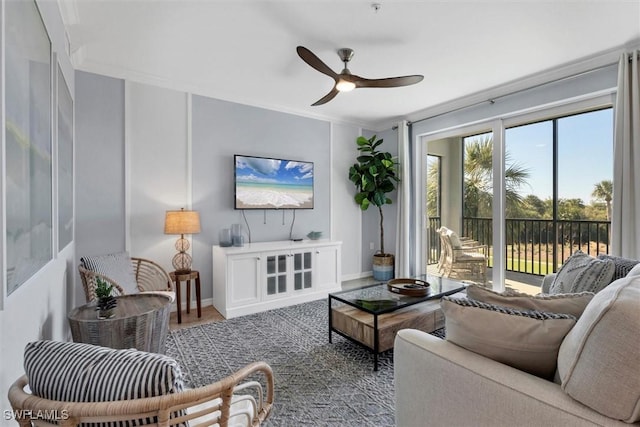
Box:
<box><xmin>78</xmin><ymin>266</ymin><xmax>126</xmax><ymax>303</ymax></box>
<box><xmin>9</xmin><ymin>362</ymin><xmax>274</xmax><ymax>427</ymax></box>
<box><xmin>131</xmin><ymin>257</ymin><xmax>174</xmax><ymax>293</ymax></box>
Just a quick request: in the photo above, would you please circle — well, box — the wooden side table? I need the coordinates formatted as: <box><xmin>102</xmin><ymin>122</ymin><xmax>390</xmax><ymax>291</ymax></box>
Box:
<box><xmin>170</xmin><ymin>270</ymin><xmax>201</xmax><ymax>324</ymax></box>
<box><xmin>67</xmin><ymin>293</ymin><xmax>172</xmax><ymax>353</ymax></box>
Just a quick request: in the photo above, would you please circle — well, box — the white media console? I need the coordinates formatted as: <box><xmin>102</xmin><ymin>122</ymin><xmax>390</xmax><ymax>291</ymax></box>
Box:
<box><xmin>212</xmin><ymin>240</ymin><xmax>342</xmax><ymax>318</ymax></box>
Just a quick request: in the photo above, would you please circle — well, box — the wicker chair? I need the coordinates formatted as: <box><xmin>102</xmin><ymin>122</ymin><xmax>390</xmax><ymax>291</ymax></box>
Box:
<box><xmin>8</xmin><ymin>361</ymin><xmax>274</xmax><ymax>427</ymax></box>
<box><xmin>437</xmin><ymin>227</ymin><xmax>488</xmax><ymax>284</ymax></box>
<box><xmin>79</xmin><ymin>255</ymin><xmax>174</xmax><ymax>303</ymax></box>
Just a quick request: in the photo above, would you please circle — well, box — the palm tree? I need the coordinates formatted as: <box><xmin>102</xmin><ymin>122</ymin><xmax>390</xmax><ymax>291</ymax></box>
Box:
<box><xmin>463</xmin><ymin>136</ymin><xmax>530</xmax><ymax>218</ymax></box>
<box><xmin>591</xmin><ymin>180</ymin><xmax>613</xmax><ymax>221</ymax></box>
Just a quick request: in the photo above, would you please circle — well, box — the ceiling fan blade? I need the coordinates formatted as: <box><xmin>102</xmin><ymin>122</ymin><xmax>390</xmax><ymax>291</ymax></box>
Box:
<box><xmin>297</xmin><ymin>46</ymin><xmax>338</xmax><ymax>79</ymax></box>
<box><xmin>311</xmin><ymin>87</ymin><xmax>339</xmax><ymax>106</ymax></box>
<box><xmin>355</xmin><ymin>75</ymin><xmax>424</xmax><ymax>88</ymax></box>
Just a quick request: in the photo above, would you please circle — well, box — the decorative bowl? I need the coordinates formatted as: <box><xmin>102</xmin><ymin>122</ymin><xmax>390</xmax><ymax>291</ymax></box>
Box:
<box><xmin>306</xmin><ymin>231</ymin><xmax>323</xmax><ymax>240</ymax></box>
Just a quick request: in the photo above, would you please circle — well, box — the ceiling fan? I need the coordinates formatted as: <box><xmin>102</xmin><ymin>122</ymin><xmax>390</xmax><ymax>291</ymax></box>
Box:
<box><xmin>296</xmin><ymin>46</ymin><xmax>424</xmax><ymax>106</ymax></box>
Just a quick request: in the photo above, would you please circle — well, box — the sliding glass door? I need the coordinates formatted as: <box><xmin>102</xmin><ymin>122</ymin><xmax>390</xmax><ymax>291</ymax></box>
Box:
<box><xmin>421</xmin><ymin>103</ymin><xmax>613</xmax><ymax>292</ymax></box>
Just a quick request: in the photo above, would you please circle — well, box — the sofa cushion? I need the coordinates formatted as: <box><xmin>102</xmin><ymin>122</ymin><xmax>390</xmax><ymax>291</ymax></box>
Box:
<box><xmin>441</xmin><ymin>296</ymin><xmax>576</xmax><ymax>380</ymax></box>
<box><xmin>81</xmin><ymin>251</ymin><xmax>139</xmax><ymax>294</ymax></box>
<box><xmin>557</xmin><ymin>275</ymin><xmax>640</xmax><ymax>423</ymax></box>
<box><xmin>466</xmin><ymin>284</ymin><xmax>594</xmax><ymax>318</ymax></box>
<box><xmin>24</xmin><ymin>340</ymin><xmax>185</xmax><ymax>426</ymax></box>
<box><xmin>549</xmin><ymin>250</ymin><xmax>615</xmax><ymax>294</ymax></box>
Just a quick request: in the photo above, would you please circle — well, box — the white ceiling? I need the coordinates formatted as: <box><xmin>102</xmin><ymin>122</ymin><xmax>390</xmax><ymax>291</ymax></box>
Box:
<box><xmin>59</xmin><ymin>0</ymin><xmax>640</xmax><ymax>129</ymax></box>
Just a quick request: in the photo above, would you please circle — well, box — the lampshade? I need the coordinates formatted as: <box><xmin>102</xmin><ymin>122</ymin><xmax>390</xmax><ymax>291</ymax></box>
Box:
<box><xmin>164</xmin><ymin>209</ymin><xmax>201</xmax><ymax>235</ymax></box>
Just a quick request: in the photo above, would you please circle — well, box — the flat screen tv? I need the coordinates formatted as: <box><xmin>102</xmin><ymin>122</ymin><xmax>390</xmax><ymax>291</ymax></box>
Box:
<box><xmin>234</xmin><ymin>155</ymin><xmax>314</xmax><ymax>209</ymax></box>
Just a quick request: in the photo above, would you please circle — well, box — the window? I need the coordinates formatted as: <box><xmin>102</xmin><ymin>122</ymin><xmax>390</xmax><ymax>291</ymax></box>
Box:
<box><xmin>504</xmin><ymin>108</ymin><xmax>613</xmax><ymax>274</ymax></box>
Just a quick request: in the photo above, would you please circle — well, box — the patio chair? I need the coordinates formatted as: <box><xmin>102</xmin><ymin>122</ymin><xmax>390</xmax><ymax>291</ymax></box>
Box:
<box><xmin>435</xmin><ymin>227</ymin><xmax>481</xmax><ymax>271</ymax></box>
<box><xmin>78</xmin><ymin>251</ymin><xmax>175</xmax><ymax>303</ymax></box>
<box><xmin>437</xmin><ymin>227</ymin><xmax>488</xmax><ymax>284</ymax></box>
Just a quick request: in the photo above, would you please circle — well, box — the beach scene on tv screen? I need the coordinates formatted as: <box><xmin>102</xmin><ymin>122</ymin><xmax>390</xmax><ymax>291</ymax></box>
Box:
<box><xmin>235</xmin><ymin>156</ymin><xmax>314</xmax><ymax>209</ymax></box>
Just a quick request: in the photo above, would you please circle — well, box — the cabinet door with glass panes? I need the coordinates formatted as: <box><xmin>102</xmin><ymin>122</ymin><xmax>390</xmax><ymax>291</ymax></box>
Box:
<box><xmin>262</xmin><ymin>249</ymin><xmax>314</xmax><ymax>298</ymax></box>
<box><xmin>264</xmin><ymin>252</ymin><xmax>289</xmax><ymax>298</ymax></box>
<box><xmin>291</xmin><ymin>249</ymin><xmax>313</xmax><ymax>292</ymax></box>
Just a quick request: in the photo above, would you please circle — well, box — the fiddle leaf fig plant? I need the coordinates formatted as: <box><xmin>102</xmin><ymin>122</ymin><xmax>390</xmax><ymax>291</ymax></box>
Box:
<box><xmin>348</xmin><ymin>135</ymin><xmax>399</xmax><ymax>255</ymax></box>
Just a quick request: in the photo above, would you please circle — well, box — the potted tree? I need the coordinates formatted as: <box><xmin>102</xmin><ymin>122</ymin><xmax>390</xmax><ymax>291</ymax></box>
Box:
<box><xmin>349</xmin><ymin>135</ymin><xmax>399</xmax><ymax>280</ymax></box>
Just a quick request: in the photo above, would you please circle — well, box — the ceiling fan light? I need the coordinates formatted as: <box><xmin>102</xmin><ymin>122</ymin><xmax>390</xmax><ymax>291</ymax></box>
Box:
<box><xmin>336</xmin><ymin>79</ymin><xmax>356</xmax><ymax>92</ymax></box>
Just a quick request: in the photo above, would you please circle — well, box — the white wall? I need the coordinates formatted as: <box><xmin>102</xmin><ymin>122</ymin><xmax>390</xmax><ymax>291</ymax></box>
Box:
<box><xmin>0</xmin><ymin>0</ymin><xmax>76</xmax><ymax>412</ymax></box>
<box><xmin>127</xmin><ymin>82</ymin><xmax>189</xmax><ymax>275</ymax></box>
<box><xmin>331</xmin><ymin>123</ymin><xmax>362</xmax><ymax>280</ymax></box>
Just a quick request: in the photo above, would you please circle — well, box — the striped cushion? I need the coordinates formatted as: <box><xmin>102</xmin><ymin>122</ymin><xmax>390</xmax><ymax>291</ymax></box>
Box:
<box><xmin>24</xmin><ymin>340</ymin><xmax>185</xmax><ymax>426</ymax></box>
<box><xmin>81</xmin><ymin>252</ymin><xmax>139</xmax><ymax>294</ymax></box>
<box><xmin>441</xmin><ymin>296</ymin><xmax>576</xmax><ymax>379</ymax></box>
<box><xmin>466</xmin><ymin>284</ymin><xmax>594</xmax><ymax>318</ymax></box>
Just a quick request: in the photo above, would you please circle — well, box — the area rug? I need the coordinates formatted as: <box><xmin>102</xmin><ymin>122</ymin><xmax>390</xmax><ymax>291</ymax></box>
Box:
<box><xmin>166</xmin><ymin>298</ymin><xmax>445</xmax><ymax>427</ymax></box>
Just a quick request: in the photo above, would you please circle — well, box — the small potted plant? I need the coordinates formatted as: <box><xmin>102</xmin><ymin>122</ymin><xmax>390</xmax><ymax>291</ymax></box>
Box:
<box><xmin>95</xmin><ymin>277</ymin><xmax>117</xmax><ymax>319</ymax></box>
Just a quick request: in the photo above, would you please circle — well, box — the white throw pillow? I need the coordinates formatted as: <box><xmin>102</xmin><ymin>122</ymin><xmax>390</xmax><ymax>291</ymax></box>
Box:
<box><xmin>549</xmin><ymin>251</ymin><xmax>614</xmax><ymax>294</ymax></box>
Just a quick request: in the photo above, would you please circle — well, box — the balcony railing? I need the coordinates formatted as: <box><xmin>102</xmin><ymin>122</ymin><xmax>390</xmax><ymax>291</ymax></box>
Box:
<box><xmin>428</xmin><ymin>217</ymin><xmax>611</xmax><ymax>276</ymax></box>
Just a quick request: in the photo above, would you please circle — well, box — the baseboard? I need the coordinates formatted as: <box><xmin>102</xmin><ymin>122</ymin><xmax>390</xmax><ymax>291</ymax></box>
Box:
<box><xmin>341</xmin><ymin>272</ymin><xmax>373</xmax><ymax>282</ymax></box>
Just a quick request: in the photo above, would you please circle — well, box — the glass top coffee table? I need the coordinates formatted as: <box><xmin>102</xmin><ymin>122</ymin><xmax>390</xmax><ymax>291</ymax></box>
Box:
<box><xmin>329</xmin><ymin>275</ymin><xmax>467</xmax><ymax>370</ymax></box>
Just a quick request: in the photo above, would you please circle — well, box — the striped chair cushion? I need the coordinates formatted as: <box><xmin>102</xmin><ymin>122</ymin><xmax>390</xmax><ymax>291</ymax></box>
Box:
<box><xmin>24</xmin><ymin>340</ymin><xmax>185</xmax><ymax>426</ymax></box>
<box><xmin>81</xmin><ymin>251</ymin><xmax>139</xmax><ymax>294</ymax></box>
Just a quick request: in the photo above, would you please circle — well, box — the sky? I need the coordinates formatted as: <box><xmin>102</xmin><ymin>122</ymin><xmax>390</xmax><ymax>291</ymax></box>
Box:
<box><xmin>501</xmin><ymin>108</ymin><xmax>613</xmax><ymax>204</ymax></box>
<box><xmin>235</xmin><ymin>155</ymin><xmax>314</xmax><ymax>186</ymax></box>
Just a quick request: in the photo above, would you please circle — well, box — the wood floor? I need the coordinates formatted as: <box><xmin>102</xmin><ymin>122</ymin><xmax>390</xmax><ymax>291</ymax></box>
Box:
<box><xmin>169</xmin><ymin>305</ymin><xmax>225</xmax><ymax>331</ymax></box>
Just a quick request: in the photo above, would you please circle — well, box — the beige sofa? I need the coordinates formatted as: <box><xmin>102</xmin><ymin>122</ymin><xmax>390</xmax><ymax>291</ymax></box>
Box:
<box><xmin>395</xmin><ymin>272</ymin><xmax>640</xmax><ymax>427</ymax></box>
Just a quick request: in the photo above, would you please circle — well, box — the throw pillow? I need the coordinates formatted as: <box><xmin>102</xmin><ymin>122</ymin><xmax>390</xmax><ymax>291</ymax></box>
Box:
<box><xmin>81</xmin><ymin>251</ymin><xmax>139</xmax><ymax>295</ymax></box>
<box><xmin>465</xmin><ymin>284</ymin><xmax>594</xmax><ymax>318</ymax></box>
<box><xmin>557</xmin><ymin>275</ymin><xmax>640</xmax><ymax>423</ymax></box>
<box><xmin>441</xmin><ymin>296</ymin><xmax>576</xmax><ymax>380</ymax></box>
<box><xmin>627</xmin><ymin>262</ymin><xmax>640</xmax><ymax>277</ymax></box>
<box><xmin>445</xmin><ymin>229</ymin><xmax>463</xmax><ymax>249</ymax></box>
<box><xmin>597</xmin><ymin>254</ymin><xmax>640</xmax><ymax>280</ymax></box>
<box><xmin>549</xmin><ymin>250</ymin><xmax>615</xmax><ymax>294</ymax></box>
<box><xmin>24</xmin><ymin>340</ymin><xmax>186</xmax><ymax>426</ymax></box>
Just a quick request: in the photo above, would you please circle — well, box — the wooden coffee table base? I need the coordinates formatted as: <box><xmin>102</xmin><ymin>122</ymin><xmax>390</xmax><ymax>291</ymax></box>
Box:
<box><xmin>331</xmin><ymin>299</ymin><xmax>445</xmax><ymax>355</ymax></box>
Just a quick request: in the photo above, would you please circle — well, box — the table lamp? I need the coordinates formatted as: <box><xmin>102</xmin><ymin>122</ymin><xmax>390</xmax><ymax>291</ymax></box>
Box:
<box><xmin>164</xmin><ymin>208</ymin><xmax>201</xmax><ymax>273</ymax></box>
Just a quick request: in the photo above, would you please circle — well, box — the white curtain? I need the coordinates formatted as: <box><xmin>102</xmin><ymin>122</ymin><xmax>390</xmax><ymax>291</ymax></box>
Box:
<box><xmin>612</xmin><ymin>50</ymin><xmax>640</xmax><ymax>259</ymax></box>
<box><xmin>395</xmin><ymin>120</ymin><xmax>411</xmax><ymax>277</ymax></box>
